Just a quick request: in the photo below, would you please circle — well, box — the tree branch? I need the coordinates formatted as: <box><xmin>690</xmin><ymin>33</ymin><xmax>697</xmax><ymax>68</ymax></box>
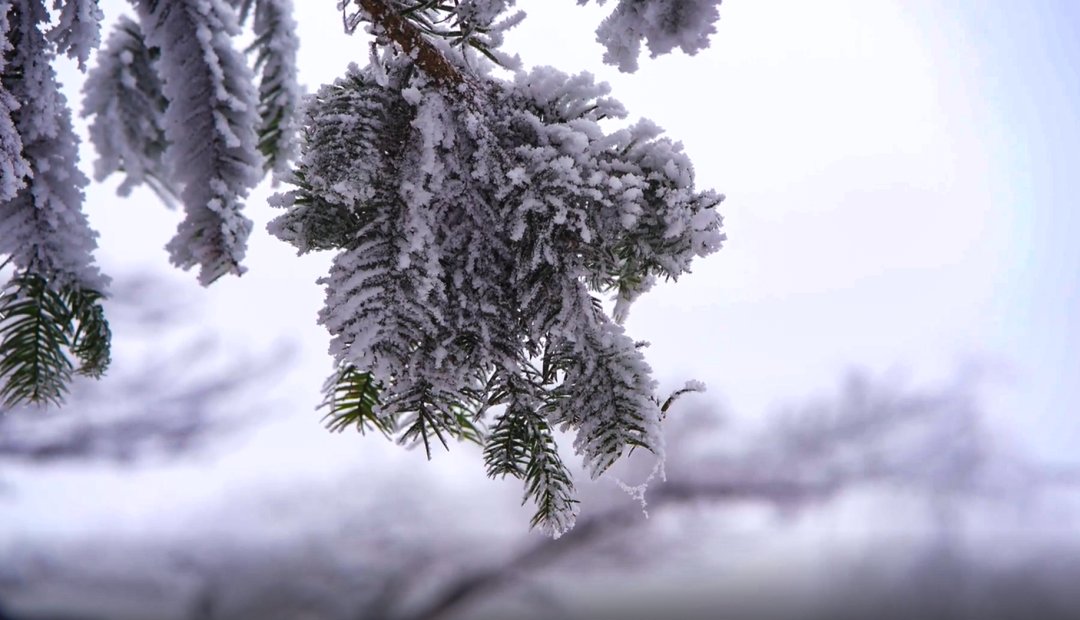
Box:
<box><xmin>387</xmin><ymin>475</ymin><xmax>845</xmax><ymax>620</ymax></box>
<box><xmin>354</xmin><ymin>0</ymin><xmax>467</xmax><ymax>87</ymax></box>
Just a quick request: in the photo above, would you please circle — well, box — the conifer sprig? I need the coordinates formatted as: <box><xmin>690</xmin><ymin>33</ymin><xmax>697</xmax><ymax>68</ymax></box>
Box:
<box><xmin>271</xmin><ymin>54</ymin><xmax>722</xmax><ymax>534</ymax></box>
<box><xmin>0</xmin><ymin>272</ymin><xmax>110</xmax><ymax>408</ymax></box>
<box><xmin>484</xmin><ymin>389</ymin><xmax>579</xmax><ymax>535</ymax></box>
<box><xmin>322</xmin><ymin>365</ymin><xmax>486</xmax><ymax>457</ymax></box>
<box><xmin>1</xmin><ymin>0</ymin><xmax>726</xmax><ymax>536</ymax></box>
<box><xmin>82</xmin><ymin>15</ymin><xmax>174</xmax><ymax>203</ymax></box>
<box><xmin>322</xmin><ymin>365</ymin><xmax>390</xmax><ymax>437</ymax></box>
<box><xmin>132</xmin><ymin>0</ymin><xmax>262</xmax><ymax>285</ymax></box>
<box><xmin>246</xmin><ymin>0</ymin><xmax>301</xmax><ymax>172</ymax></box>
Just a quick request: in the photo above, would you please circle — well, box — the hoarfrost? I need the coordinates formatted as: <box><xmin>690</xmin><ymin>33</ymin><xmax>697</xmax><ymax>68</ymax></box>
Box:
<box><xmin>269</xmin><ymin>55</ymin><xmax>724</xmax><ymax>532</ymax></box>
<box><xmin>0</xmin><ymin>0</ymin><xmax>104</xmax><ymax>291</ymax></box>
<box><xmin>132</xmin><ymin>0</ymin><xmax>262</xmax><ymax>285</ymax></box>
<box><xmin>582</xmin><ymin>0</ymin><xmax>724</xmax><ymax>72</ymax></box>
<box><xmin>46</xmin><ymin>0</ymin><xmax>104</xmax><ymax>71</ymax></box>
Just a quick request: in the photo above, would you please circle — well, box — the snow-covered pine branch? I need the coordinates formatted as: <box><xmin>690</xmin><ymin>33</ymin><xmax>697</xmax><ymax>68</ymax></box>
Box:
<box><xmin>130</xmin><ymin>0</ymin><xmax>262</xmax><ymax>285</ymax></box>
<box><xmin>2</xmin><ymin>0</ymin><xmax>727</xmax><ymax>533</ymax></box>
<box><xmin>0</xmin><ymin>0</ymin><xmax>105</xmax><ymax>293</ymax></box>
<box><xmin>3</xmin><ymin>0</ymin><xmax>303</xmax><ymax>407</ymax></box>
<box><xmin>81</xmin><ymin>15</ymin><xmax>173</xmax><ymax>202</ymax></box>
<box><xmin>271</xmin><ymin>52</ymin><xmax>723</xmax><ymax>534</ymax></box>
<box><xmin>581</xmin><ymin>0</ymin><xmax>724</xmax><ymax>72</ymax></box>
<box><xmin>247</xmin><ymin>0</ymin><xmax>301</xmax><ymax>173</ymax></box>
<box><xmin>45</xmin><ymin>0</ymin><xmax>104</xmax><ymax>71</ymax></box>
<box><xmin>0</xmin><ymin>8</ymin><xmax>31</xmax><ymax>203</ymax></box>
<box><xmin>0</xmin><ymin>0</ymin><xmax>110</xmax><ymax>406</ymax></box>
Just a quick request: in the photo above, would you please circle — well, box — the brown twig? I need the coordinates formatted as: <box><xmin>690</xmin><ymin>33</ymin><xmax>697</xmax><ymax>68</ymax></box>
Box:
<box><xmin>354</xmin><ymin>0</ymin><xmax>467</xmax><ymax>87</ymax></box>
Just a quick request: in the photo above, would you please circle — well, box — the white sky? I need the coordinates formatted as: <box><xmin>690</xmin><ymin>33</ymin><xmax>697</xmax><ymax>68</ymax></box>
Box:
<box><xmin>3</xmin><ymin>0</ymin><xmax>1079</xmax><ymax>538</ymax></box>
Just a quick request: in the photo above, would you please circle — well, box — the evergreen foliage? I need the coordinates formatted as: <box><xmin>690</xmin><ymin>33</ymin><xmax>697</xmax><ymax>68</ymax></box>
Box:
<box><xmin>244</xmin><ymin>0</ymin><xmax>301</xmax><ymax>173</ymax></box>
<box><xmin>131</xmin><ymin>0</ymin><xmax>262</xmax><ymax>285</ymax></box>
<box><xmin>0</xmin><ymin>7</ymin><xmax>30</xmax><ymax>204</ymax></box>
<box><xmin>484</xmin><ymin>385</ymin><xmax>578</xmax><ymax>534</ymax></box>
<box><xmin>1</xmin><ymin>0</ymin><xmax>726</xmax><ymax>534</ymax></box>
<box><xmin>271</xmin><ymin>20</ymin><xmax>723</xmax><ymax>530</ymax></box>
<box><xmin>81</xmin><ymin>15</ymin><xmax>172</xmax><ymax>202</ymax></box>
<box><xmin>0</xmin><ymin>0</ymin><xmax>104</xmax><ymax>291</ymax></box>
<box><xmin>0</xmin><ymin>0</ymin><xmax>110</xmax><ymax>408</ymax></box>
<box><xmin>46</xmin><ymin>0</ymin><xmax>103</xmax><ymax>71</ymax></box>
<box><xmin>2</xmin><ymin>0</ymin><xmax>303</xmax><ymax>411</ymax></box>
<box><xmin>0</xmin><ymin>271</ymin><xmax>110</xmax><ymax>407</ymax></box>
<box><xmin>584</xmin><ymin>0</ymin><xmax>724</xmax><ymax>72</ymax></box>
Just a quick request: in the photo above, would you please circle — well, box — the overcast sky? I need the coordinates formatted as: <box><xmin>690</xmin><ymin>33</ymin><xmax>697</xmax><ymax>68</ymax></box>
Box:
<box><xmin>3</xmin><ymin>0</ymin><xmax>1079</xmax><ymax>537</ymax></box>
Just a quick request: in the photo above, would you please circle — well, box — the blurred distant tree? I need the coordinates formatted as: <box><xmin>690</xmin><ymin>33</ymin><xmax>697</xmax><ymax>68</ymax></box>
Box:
<box><xmin>0</xmin><ymin>273</ymin><xmax>283</xmax><ymax>467</ymax></box>
<box><xmin>3</xmin><ymin>369</ymin><xmax>1077</xmax><ymax>620</ymax></box>
<box><xmin>1</xmin><ymin>0</ymin><xmax>728</xmax><ymax>534</ymax></box>
<box><xmin>0</xmin><ymin>272</ymin><xmax>291</xmax><ymax>620</ymax></box>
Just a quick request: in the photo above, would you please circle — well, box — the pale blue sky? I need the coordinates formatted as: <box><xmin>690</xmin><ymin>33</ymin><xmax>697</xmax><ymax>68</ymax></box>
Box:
<box><xmin>606</xmin><ymin>0</ymin><xmax>1080</xmax><ymax>459</ymax></box>
<box><xmin>902</xmin><ymin>1</ymin><xmax>1080</xmax><ymax>457</ymax></box>
<box><xmin>939</xmin><ymin>1</ymin><xmax>1080</xmax><ymax>457</ymax></box>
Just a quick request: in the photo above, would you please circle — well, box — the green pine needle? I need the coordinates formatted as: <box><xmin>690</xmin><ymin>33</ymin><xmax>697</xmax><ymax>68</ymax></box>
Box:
<box><xmin>69</xmin><ymin>286</ymin><xmax>112</xmax><ymax>378</ymax></box>
<box><xmin>321</xmin><ymin>365</ymin><xmax>392</xmax><ymax>437</ymax></box>
<box><xmin>396</xmin><ymin>399</ymin><xmax>484</xmax><ymax>458</ymax></box>
<box><xmin>322</xmin><ymin>364</ymin><xmax>486</xmax><ymax>458</ymax></box>
<box><xmin>484</xmin><ymin>398</ymin><xmax>577</xmax><ymax>532</ymax></box>
<box><xmin>0</xmin><ymin>272</ymin><xmax>111</xmax><ymax>408</ymax></box>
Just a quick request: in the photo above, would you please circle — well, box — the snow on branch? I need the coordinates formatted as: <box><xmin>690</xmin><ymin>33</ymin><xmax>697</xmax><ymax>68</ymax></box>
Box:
<box><xmin>82</xmin><ymin>15</ymin><xmax>174</xmax><ymax>202</ymax></box>
<box><xmin>0</xmin><ymin>0</ymin><xmax>105</xmax><ymax>292</ymax></box>
<box><xmin>46</xmin><ymin>0</ymin><xmax>104</xmax><ymax>71</ymax></box>
<box><xmin>582</xmin><ymin>0</ymin><xmax>724</xmax><ymax>72</ymax></box>
<box><xmin>131</xmin><ymin>0</ymin><xmax>262</xmax><ymax>285</ymax></box>
<box><xmin>271</xmin><ymin>56</ymin><xmax>724</xmax><ymax>534</ymax></box>
<box><xmin>0</xmin><ymin>0</ymin><xmax>726</xmax><ymax>529</ymax></box>
<box><xmin>0</xmin><ymin>1</ymin><xmax>111</xmax><ymax>408</ymax></box>
<box><xmin>248</xmin><ymin>0</ymin><xmax>302</xmax><ymax>173</ymax></box>
<box><xmin>0</xmin><ymin>9</ymin><xmax>31</xmax><ymax>203</ymax></box>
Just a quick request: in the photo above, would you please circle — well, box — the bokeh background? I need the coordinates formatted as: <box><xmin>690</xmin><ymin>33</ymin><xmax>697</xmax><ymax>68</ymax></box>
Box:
<box><xmin>2</xmin><ymin>1</ymin><xmax>1079</xmax><ymax>618</ymax></box>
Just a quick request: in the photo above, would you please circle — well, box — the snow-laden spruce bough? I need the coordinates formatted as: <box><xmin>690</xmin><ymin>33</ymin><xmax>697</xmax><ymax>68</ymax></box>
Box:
<box><xmin>0</xmin><ymin>0</ymin><xmax>725</xmax><ymax>536</ymax></box>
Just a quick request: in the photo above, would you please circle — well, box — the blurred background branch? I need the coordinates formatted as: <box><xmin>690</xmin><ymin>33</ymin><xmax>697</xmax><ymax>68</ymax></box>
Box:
<box><xmin>0</xmin><ymin>273</ymin><xmax>290</xmax><ymax>467</ymax></box>
<box><xmin>2</xmin><ymin>363</ymin><xmax>1077</xmax><ymax>619</ymax></box>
